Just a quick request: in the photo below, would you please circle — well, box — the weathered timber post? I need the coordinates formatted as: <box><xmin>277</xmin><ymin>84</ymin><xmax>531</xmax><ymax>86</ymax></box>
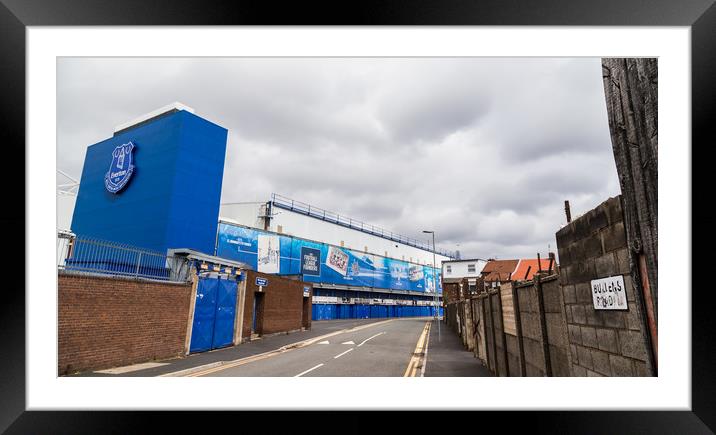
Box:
<box><xmin>512</xmin><ymin>283</ymin><xmax>527</xmax><ymax>376</ymax></box>
<box><xmin>534</xmin><ymin>274</ymin><xmax>553</xmax><ymax>376</ymax></box>
<box><xmin>564</xmin><ymin>200</ymin><xmax>572</xmax><ymax>223</ymax></box>
<box><xmin>487</xmin><ymin>291</ymin><xmax>498</xmax><ymax>375</ymax></box>
<box><xmin>602</xmin><ymin>58</ymin><xmax>658</xmax><ymax>370</ymax></box>
<box><xmin>495</xmin><ymin>285</ymin><xmax>510</xmax><ymax>376</ymax></box>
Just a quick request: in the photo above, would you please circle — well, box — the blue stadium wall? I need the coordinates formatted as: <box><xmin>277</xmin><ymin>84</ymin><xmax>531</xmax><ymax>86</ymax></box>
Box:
<box><xmin>216</xmin><ymin>222</ymin><xmax>443</xmax><ymax>293</ymax></box>
<box><xmin>311</xmin><ymin>304</ymin><xmax>443</xmax><ymax>321</ymax></box>
<box><xmin>71</xmin><ymin>110</ymin><xmax>228</xmax><ymax>255</ymax></box>
<box><xmin>216</xmin><ymin>221</ymin><xmax>443</xmax><ymax>321</ymax></box>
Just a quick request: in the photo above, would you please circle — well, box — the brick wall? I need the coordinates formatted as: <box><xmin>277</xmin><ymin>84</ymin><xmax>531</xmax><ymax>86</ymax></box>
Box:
<box><xmin>556</xmin><ymin>196</ymin><xmax>653</xmax><ymax>376</ymax></box>
<box><xmin>58</xmin><ymin>272</ymin><xmax>192</xmax><ymax>375</ymax></box>
<box><xmin>442</xmin><ymin>282</ymin><xmax>460</xmax><ymax>306</ymax></box>
<box><xmin>241</xmin><ymin>270</ymin><xmax>312</xmax><ymax>339</ymax></box>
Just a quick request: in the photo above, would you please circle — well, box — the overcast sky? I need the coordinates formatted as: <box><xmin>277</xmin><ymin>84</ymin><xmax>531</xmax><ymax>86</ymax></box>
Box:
<box><xmin>57</xmin><ymin>57</ymin><xmax>620</xmax><ymax>259</ymax></box>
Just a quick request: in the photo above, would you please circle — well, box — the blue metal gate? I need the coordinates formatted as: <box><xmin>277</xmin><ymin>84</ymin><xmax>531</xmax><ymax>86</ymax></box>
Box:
<box><xmin>189</xmin><ymin>276</ymin><xmax>238</xmax><ymax>353</ymax></box>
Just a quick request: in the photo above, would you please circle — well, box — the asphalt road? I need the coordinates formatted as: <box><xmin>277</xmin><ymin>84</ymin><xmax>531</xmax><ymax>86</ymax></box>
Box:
<box><xmin>199</xmin><ymin>317</ymin><xmax>430</xmax><ymax>377</ymax></box>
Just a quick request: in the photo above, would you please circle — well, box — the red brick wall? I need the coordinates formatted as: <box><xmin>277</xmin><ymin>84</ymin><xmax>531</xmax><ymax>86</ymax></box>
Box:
<box><xmin>442</xmin><ymin>282</ymin><xmax>460</xmax><ymax>305</ymax></box>
<box><xmin>58</xmin><ymin>272</ymin><xmax>192</xmax><ymax>375</ymax></box>
<box><xmin>242</xmin><ymin>271</ymin><xmax>312</xmax><ymax>339</ymax></box>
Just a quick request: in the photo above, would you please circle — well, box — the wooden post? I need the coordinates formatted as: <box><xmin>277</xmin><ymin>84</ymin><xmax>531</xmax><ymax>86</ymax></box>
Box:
<box><xmin>495</xmin><ymin>286</ymin><xmax>510</xmax><ymax>376</ymax></box>
<box><xmin>512</xmin><ymin>284</ymin><xmax>527</xmax><ymax>377</ymax></box>
<box><xmin>564</xmin><ymin>200</ymin><xmax>572</xmax><ymax>223</ymax></box>
<box><xmin>233</xmin><ymin>274</ymin><xmax>247</xmax><ymax>345</ymax></box>
<box><xmin>478</xmin><ymin>295</ymin><xmax>488</xmax><ymax>366</ymax></box>
<box><xmin>534</xmin><ymin>274</ymin><xmax>553</xmax><ymax>376</ymax></box>
<box><xmin>602</xmin><ymin>58</ymin><xmax>658</xmax><ymax>375</ymax></box>
<box><xmin>487</xmin><ymin>292</ymin><xmax>497</xmax><ymax>375</ymax></box>
<box><xmin>184</xmin><ymin>272</ymin><xmax>199</xmax><ymax>355</ymax></box>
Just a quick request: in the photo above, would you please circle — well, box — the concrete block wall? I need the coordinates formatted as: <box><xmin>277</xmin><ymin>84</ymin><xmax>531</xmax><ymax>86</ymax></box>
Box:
<box><xmin>446</xmin><ymin>274</ymin><xmax>570</xmax><ymax>377</ymax></box>
<box><xmin>471</xmin><ymin>297</ymin><xmax>488</xmax><ymax>363</ymax></box>
<box><xmin>462</xmin><ymin>295</ymin><xmax>476</xmax><ymax>352</ymax></box>
<box><xmin>445</xmin><ymin>302</ymin><xmax>459</xmax><ymax>333</ymax></box>
<box><xmin>540</xmin><ymin>277</ymin><xmax>571</xmax><ymax>376</ymax></box>
<box><xmin>515</xmin><ymin>281</ymin><xmax>547</xmax><ymax>376</ymax></box>
<box><xmin>58</xmin><ymin>272</ymin><xmax>192</xmax><ymax>375</ymax></box>
<box><xmin>490</xmin><ymin>290</ymin><xmax>509</xmax><ymax>376</ymax></box>
<box><xmin>556</xmin><ymin>196</ymin><xmax>653</xmax><ymax>376</ymax></box>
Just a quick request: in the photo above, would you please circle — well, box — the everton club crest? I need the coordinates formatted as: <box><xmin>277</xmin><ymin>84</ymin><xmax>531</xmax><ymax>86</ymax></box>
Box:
<box><xmin>104</xmin><ymin>142</ymin><xmax>136</xmax><ymax>193</ymax></box>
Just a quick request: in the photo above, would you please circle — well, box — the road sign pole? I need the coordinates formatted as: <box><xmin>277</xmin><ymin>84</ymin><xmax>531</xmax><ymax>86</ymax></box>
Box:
<box><xmin>432</xmin><ymin>232</ymin><xmax>440</xmax><ymax>342</ymax></box>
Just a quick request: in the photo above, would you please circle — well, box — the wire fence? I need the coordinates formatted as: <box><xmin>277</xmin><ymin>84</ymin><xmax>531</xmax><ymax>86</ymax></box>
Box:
<box><xmin>271</xmin><ymin>193</ymin><xmax>457</xmax><ymax>258</ymax></box>
<box><xmin>57</xmin><ymin>231</ymin><xmax>189</xmax><ymax>282</ymax></box>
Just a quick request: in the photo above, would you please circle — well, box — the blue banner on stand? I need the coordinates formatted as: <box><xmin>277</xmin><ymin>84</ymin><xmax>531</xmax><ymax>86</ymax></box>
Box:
<box><xmin>216</xmin><ymin>222</ymin><xmax>442</xmax><ymax>294</ymax></box>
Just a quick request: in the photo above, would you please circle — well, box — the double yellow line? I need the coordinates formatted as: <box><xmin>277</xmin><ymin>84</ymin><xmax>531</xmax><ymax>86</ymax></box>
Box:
<box><xmin>404</xmin><ymin>321</ymin><xmax>431</xmax><ymax>377</ymax></box>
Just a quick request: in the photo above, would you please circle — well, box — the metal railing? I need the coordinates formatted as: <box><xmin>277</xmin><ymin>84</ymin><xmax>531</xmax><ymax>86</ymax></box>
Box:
<box><xmin>57</xmin><ymin>230</ymin><xmax>75</xmax><ymax>269</ymax></box>
<box><xmin>57</xmin><ymin>231</ymin><xmax>188</xmax><ymax>282</ymax></box>
<box><xmin>270</xmin><ymin>193</ymin><xmax>457</xmax><ymax>258</ymax></box>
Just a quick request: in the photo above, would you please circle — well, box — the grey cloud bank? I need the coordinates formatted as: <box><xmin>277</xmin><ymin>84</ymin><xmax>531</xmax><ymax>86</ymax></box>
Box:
<box><xmin>57</xmin><ymin>57</ymin><xmax>620</xmax><ymax>259</ymax></box>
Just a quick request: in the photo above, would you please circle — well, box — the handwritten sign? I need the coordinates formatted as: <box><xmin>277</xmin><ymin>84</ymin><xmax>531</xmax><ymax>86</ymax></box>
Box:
<box><xmin>591</xmin><ymin>275</ymin><xmax>628</xmax><ymax>310</ymax></box>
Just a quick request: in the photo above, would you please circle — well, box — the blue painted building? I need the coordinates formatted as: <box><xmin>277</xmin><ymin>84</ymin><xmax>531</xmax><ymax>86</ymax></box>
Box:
<box><xmin>71</xmin><ymin>105</ymin><xmax>227</xmax><ymax>254</ymax></box>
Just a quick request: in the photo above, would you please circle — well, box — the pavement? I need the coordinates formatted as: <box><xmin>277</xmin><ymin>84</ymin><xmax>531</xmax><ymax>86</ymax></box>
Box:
<box><xmin>424</xmin><ymin>320</ymin><xmax>491</xmax><ymax>377</ymax></box>
<box><xmin>73</xmin><ymin>316</ymin><xmax>491</xmax><ymax>377</ymax></box>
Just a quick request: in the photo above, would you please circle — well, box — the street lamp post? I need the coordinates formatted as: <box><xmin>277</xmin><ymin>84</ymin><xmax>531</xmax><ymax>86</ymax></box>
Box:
<box><xmin>423</xmin><ymin>230</ymin><xmax>440</xmax><ymax>342</ymax></box>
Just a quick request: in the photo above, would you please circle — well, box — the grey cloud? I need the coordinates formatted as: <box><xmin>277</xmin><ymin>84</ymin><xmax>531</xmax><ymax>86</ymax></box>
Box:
<box><xmin>57</xmin><ymin>57</ymin><xmax>621</xmax><ymax>260</ymax></box>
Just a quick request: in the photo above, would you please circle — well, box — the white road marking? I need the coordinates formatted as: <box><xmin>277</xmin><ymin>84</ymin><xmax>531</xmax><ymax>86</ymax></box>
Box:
<box><xmin>357</xmin><ymin>332</ymin><xmax>385</xmax><ymax>347</ymax></box>
<box><xmin>341</xmin><ymin>341</ymin><xmax>355</xmax><ymax>345</ymax></box>
<box><xmin>295</xmin><ymin>363</ymin><xmax>324</xmax><ymax>377</ymax></box>
<box><xmin>162</xmin><ymin>319</ymin><xmax>397</xmax><ymax>377</ymax></box>
<box><xmin>334</xmin><ymin>348</ymin><xmax>354</xmax><ymax>359</ymax></box>
<box><xmin>317</xmin><ymin>340</ymin><xmax>330</xmax><ymax>344</ymax></box>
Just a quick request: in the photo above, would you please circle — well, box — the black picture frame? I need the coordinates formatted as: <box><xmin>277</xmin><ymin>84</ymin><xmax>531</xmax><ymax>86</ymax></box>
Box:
<box><xmin>2</xmin><ymin>0</ymin><xmax>711</xmax><ymax>432</ymax></box>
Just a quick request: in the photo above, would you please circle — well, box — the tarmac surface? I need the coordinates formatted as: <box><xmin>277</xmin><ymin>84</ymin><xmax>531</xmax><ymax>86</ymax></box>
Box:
<box><xmin>424</xmin><ymin>320</ymin><xmax>491</xmax><ymax>377</ymax></box>
<box><xmin>74</xmin><ymin>317</ymin><xmax>490</xmax><ymax>377</ymax></box>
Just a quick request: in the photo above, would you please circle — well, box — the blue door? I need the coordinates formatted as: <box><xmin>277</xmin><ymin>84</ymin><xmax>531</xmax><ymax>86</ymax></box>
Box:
<box><xmin>212</xmin><ymin>279</ymin><xmax>237</xmax><ymax>349</ymax></box>
<box><xmin>189</xmin><ymin>276</ymin><xmax>238</xmax><ymax>353</ymax></box>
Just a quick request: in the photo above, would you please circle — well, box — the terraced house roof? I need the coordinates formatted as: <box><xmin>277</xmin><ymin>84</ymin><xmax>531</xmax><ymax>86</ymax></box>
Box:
<box><xmin>480</xmin><ymin>259</ymin><xmax>519</xmax><ymax>282</ymax></box>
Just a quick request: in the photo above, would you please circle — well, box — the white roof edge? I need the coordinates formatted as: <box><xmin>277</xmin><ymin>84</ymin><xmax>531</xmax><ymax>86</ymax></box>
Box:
<box><xmin>113</xmin><ymin>102</ymin><xmax>195</xmax><ymax>133</ymax></box>
<box><xmin>218</xmin><ymin>216</ymin><xmax>243</xmax><ymax>226</ymax></box>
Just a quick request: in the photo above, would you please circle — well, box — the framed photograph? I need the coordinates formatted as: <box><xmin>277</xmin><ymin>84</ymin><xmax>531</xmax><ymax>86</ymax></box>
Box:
<box><xmin>4</xmin><ymin>0</ymin><xmax>710</xmax><ymax>432</ymax></box>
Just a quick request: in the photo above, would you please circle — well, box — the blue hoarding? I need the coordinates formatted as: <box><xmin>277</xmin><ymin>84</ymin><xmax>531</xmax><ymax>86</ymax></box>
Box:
<box><xmin>216</xmin><ymin>222</ymin><xmax>442</xmax><ymax>294</ymax></box>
